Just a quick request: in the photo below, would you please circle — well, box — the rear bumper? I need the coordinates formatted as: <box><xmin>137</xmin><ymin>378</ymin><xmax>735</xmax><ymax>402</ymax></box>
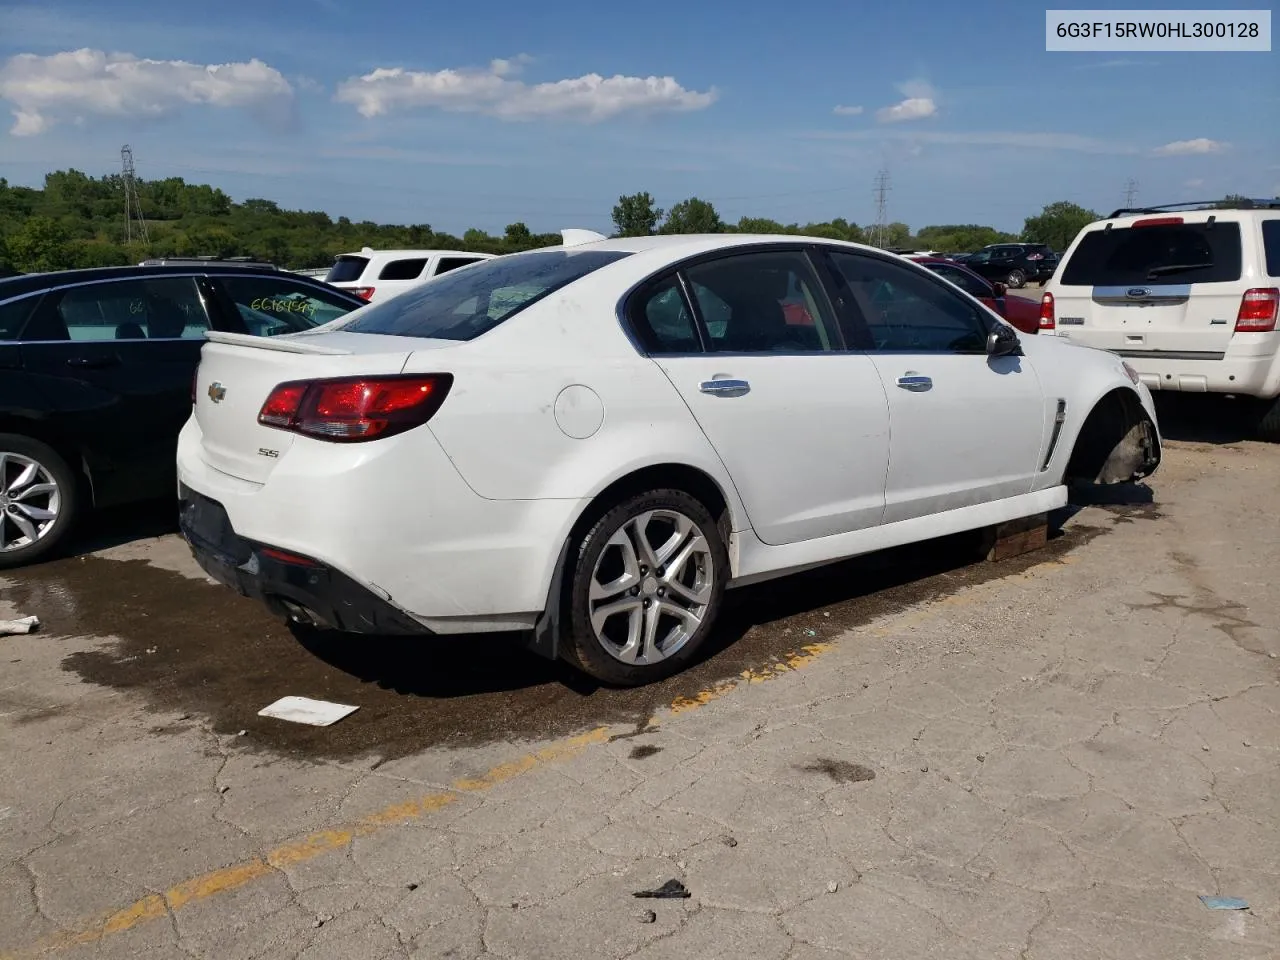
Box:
<box><xmin>180</xmin><ymin>487</ymin><xmax>429</xmax><ymax>635</ymax></box>
<box><xmin>1119</xmin><ymin>354</ymin><xmax>1278</xmax><ymax>397</ymax></box>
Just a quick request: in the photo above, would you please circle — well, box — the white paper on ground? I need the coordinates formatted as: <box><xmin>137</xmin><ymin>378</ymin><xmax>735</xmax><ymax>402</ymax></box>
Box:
<box><xmin>0</xmin><ymin>616</ymin><xmax>39</xmax><ymax>636</ymax></box>
<box><xmin>258</xmin><ymin>696</ymin><xmax>359</xmax><ymax>727</ymax></box>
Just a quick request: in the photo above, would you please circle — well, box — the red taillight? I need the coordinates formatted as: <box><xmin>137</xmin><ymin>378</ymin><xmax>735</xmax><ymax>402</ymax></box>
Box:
<box><xmin>1132</xmin><ymin>216</ymin><xmax>1183</xmax><ymax>227</ymax></box>
<box><xmin>1039</xmin><ymin>291</ymin><xmax>1056</xmax><ymax>331</ymax></box>
<box><xmin>257</xmin><ymin>375</ymin><xmax>453</xmax><ymax>442</ymax></box>
<box><xmin>1235</xmin><ymin>288</ymin><xmax>1279</xmax><ymax>333</ymax></box>
<box><xmin>258</xmin><ymin>382</ymin><xmax>308</xmax><ymax>427</ymax></box>
<box><xmin>351</xmin><ymin>287</ymin><xmax>375</xmax><ymax>301</ymax></box>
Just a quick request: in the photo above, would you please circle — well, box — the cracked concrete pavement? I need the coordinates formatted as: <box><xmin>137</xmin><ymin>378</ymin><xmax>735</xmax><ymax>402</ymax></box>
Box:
<box><xmin>1</xmin><ymin>434</ymin><xmax>1278</xmax><ymax>959</ymax></box>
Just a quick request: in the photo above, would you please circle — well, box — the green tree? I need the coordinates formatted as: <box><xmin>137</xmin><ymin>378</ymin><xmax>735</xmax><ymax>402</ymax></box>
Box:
<box><xmin>916</xmin><ymin>224</ymin><xmax>1017</xmax><ymax>252</ymax></box>
<box><xmin>661</xmin><ymin>197</ymin><xmax>723</xmax><ymax>235</ymax></box>
<box><xmin>735</xmin><ymin>216</ymin><xmax>788</xmax><ymax>233</ymax></box>
<box><xmin>504</xmin><ymin>222</ymin><xmax>533</xmax><ymax>249</ymax></box>
<box><xmin>5</xmin><ymin>216</ymin><xmax>71</xmax><ymax>272</ymax></box>
<box><xmin>612</xmin><ymin>192</ymin><xmax>664</xmax><ymax>237</ymax></box>
<box><xmin>1022</xmin><ymin>201</ymin><xmax>1099</xmax><ymax>251</ymax></box>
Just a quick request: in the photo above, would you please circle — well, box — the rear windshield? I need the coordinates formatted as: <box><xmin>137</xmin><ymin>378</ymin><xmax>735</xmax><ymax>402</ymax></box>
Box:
<box><xmin>325</xmin><ymin>256</ymin><xmax>369</xmax><ymax>283</ymax></box>
<box><xmin>1061</xmin><ymin>222</ymin><xmax>1242</xmax><ymax>286</ymax></box>
<box><xmin>339</xmin><ymin>250</ymin><xmax>631</xmax><ymax>341</ymax></box>
<box><xmin>1263</xmin><ymin>220</ymin><xmax>1280</xmax><ymax>277</ymax></box>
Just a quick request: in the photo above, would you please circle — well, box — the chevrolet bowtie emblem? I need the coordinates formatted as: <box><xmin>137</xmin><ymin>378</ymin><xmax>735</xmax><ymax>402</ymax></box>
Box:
<box><xmin>208</xmin><ymin>382</ymin><xmax>227</xmax><ymax>403</ymax></box>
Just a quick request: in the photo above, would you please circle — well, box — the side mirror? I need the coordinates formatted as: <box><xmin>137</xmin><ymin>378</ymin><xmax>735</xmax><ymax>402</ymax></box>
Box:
<box><xmin>987</xmin><ymin>324</ymin><xmax>1021</xmax><ymax>358</ymax></box>
<box><xmin>991</xmin><ymin>281</ymin><xmax>1008</xmax><ymax>297</ymax></box>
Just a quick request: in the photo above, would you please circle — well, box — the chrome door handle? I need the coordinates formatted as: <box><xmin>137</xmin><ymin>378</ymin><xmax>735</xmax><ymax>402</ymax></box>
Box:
<box><xmin>699</xmin><ymin>378</ymin><xmax>750</xmax><ymax>396</ymax></box>
<box><xmin>896</xmin><ymin>374</ymin><xmax>932</xmax><ymax>392</ymax></box>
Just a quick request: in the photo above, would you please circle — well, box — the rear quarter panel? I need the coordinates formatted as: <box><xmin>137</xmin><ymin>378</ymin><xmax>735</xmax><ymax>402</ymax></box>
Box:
<box><xmin>402</xmin><ymin>267</ymin><xmax>748</xmax><ymax>525</ymax></box>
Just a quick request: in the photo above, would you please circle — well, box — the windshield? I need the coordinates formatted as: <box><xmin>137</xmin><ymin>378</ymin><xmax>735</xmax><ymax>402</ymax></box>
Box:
<box><xmin>339</xmin><ymin>249</ymin><xmax>631</xmax><ymax>341</ymax></box>
<box><xmin>1061</xmin><ymin>222</ymin><xmax>1242</xmax><ymax>286</ymax></box>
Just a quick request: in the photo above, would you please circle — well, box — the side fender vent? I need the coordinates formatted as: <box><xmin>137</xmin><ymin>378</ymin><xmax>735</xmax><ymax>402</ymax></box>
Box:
<box><xmin>1041</xmin><ymin>399</ymin><xmax>1067</xmax><ymax>471</ymax></box>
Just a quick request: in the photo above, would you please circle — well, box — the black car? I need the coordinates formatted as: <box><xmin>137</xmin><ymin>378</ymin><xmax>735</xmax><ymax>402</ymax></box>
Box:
<box><xmin>0</xmin><ymin>264</ymin><xmax>367</xmax><ymax>567</ymax></box>
<box><xmin>962</xmin><ymin>243</ymin><xmax>1057</xmax><ymax>288</ymax></box>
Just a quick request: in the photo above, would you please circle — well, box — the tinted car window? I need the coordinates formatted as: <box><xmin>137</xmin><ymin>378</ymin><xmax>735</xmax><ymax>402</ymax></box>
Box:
<box><xmin>436</xmin><ymin>257</ymin><xmax>483</xmax><ymax>275</ymax></box>
<box><xmin>378</xmin><ymin>258</ymin><xmax>428</xmax><ymax>281</ymax></box>
<box><xmin>925</xmin><ymin>263</ymin><xmax>991</xmax><ymax>299</ymax></box>
<box><xmin>1061</xmin><ymin>222</ymin><xmax>1243</xmax><ymax>286</ymax></box>
<box><xmin>683</xmin><ymin>251</ymin><xmax>836</xmax><ymax>353</ymax></box>
<box><xmin>216</xmin><ymin>276</ymin><xmax>362</xmax><ymax>336</ymax></box>
<box><xmin>1263</xmin><ymin>220</ymin><xmax>1280</xmax><ymax>277</ymax></box>
<box><xmin>34</xmin><ymin>278</ymin><xmax>208</xmax><ymax>342</ymax></box>
<box><xmin>829</xmin><ymin>253</ymin><xmax>989</xmax><ymax>353</ymax></box>
<box><xmin>0</xmin><ymin>294</ymin><xmax>38</xmax><ymax>340</ymax></box>
<box><xmin>630</xmin><ymin>277</ymin><xmax>700</xmax><ymax>353</ymax></box>
<box><xmin>326</xmin><ymin>256</ymin><xmax>368</xmax><ymax>283</ymax></box>
<box><xmin>340</xmin><ymin>250</ymin><xmax>630</xmax><ymax>341</ymax></box>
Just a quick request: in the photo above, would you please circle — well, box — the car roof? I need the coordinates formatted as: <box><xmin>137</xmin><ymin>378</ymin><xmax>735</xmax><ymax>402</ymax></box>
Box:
<box><xmin>526</xmin><ymin>233</ymin><xmax>891</xmax><ymax>259</ymax></box>
<box><xmin>0</xmin><ymin>264</ymin><xmax>360</xmax><ymax>302</ymax></box>
<box><xmin>338</xmin><ymin>249</ymin><xmax>496</xmax><ymax>259</ymax></box>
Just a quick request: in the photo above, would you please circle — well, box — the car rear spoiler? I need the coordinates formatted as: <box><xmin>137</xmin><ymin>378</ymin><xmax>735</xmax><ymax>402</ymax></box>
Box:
<box><xmin>203</xmin><ymin>330</ymin><xmax>353</xmax><ymax>355</ymax></box>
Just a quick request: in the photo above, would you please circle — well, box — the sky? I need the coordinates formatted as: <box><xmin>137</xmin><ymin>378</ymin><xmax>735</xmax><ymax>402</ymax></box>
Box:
<box><xmin>0</xmin><ymin>0</ymin><xmax>1276</xmax><ymax>235</ymax></box>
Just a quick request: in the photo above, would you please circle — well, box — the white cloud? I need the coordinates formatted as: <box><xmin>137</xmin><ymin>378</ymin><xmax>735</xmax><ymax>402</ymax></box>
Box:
<box><xmin>1153</xmin><ymin>137</ymin><xmax>1228</xmax><ymax>156</ymax></box>
<box><xmin>0</xmin><ymin>48</ymin><xmax>293</xmax><ymax>136</ymax></box>
<box><xmin>335</xmin><ymin>59</ymin><xmax>716</xmax><ymax>123</ymax></box>
<box><xmin>489</xmin><ymin>54</ymin><xmax>533</xmax><ymax>78</ymax></box>
<box><xmin>832</xmin><ymin>104</ymin><xmax>863</xmax><ymax>116</ymax></box>
<box><xmin>876</xmin><ymin>79</ymin><xmax>938</xmax><ymax>123</ymax></box>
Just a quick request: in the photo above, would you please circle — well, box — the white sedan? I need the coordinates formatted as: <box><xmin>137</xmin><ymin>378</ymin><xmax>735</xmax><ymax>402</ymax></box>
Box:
<box><xmin>177</xmin><ymin>232</ymin><xmax>1161</xmax><ymax>685</ymax></box>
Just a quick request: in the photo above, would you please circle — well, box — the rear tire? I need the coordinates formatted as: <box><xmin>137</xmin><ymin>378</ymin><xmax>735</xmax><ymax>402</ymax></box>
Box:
<box><xmin>1006</xmin><ymin>268</ymin><xmax>1027</xmax><ymax>289</ymax></box>
<box><xmin>561</xmin><ymin>489</ymin><xmax>728</xmax><ymax>686</ymax></box>
<box><xmin>0</xmin><ymin>434</ymin><xmax>80</xmax><ymax>569</ymax></box>
<box><xmin>1257</xmin><ymin>396</ymin><xmax>1280</xmax><ymax>443</ymax></box>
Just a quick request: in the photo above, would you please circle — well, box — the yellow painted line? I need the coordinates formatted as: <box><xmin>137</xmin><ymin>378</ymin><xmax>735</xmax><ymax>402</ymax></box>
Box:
<box><xmin>0</xmin><ymin>727</ymin><xmax>608</xmax><ymax>960</ymax></box>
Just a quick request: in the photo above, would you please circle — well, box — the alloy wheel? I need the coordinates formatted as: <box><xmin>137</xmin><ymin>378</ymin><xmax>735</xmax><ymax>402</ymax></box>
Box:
<box><xmin>0</xmin><ymin>452</ymin><xmax>62</xmax><ymax>553</ymax></box>
<box><xmin>588</xmin><ymin>509</ymin><xmax>715</xmax><ymax>665</ymax></box>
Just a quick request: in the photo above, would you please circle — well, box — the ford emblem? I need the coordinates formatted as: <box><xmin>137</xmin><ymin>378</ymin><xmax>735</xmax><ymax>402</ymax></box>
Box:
<box><xmin>208</xmin><ymin>382</ymin><xmax>227</xmax><ymax>403</ymax></box>
<box><xmin>1126</xmin><ymin>287</ymin><xmax>1150</xmax><ymax>299</ymax></box>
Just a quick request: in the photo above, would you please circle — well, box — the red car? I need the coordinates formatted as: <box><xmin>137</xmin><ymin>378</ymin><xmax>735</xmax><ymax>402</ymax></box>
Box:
<box><xmin>906</xmin><ymin>255</ymin><xmax>1040</xmax><ymax>335</ymax></box>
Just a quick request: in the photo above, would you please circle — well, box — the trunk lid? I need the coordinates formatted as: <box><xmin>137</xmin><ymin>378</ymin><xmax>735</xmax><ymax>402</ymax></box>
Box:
<box><xmin>193</xmin><ymin>331</ymin><xmax>436</xmax><ymax>483</ymax></box>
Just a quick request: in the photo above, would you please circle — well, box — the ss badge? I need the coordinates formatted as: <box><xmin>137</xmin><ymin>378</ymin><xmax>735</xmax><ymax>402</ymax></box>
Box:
<box><xmin>258</xmin><ymin>448</ymin><xmax>280</xmax><ymax>459</ymax></box>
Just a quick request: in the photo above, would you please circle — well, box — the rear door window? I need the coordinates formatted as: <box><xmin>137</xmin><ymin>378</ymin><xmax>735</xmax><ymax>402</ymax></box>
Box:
<box><xmin>325</xmin><ymin>256</ymin><xmax>369</xmax><ymax>283</ymax></box>
<box><xmin>31</xmin><ymin>278</ymin><xmax>209</xmax><ymax>341</ymax></box>
<box><xmin>0</xmin><ymin>294</ymin><xmax>39</xmax><ymax>340</ymax></box>
<box><xmin>435</xmin><ymin>257</ymin><xmax>483</xmax><ymax>275</ymax></box>
<box><xmin>378</xmin><ymin>258</ymin><xmax>428</xmax><ymax>281</ymax></box>
<box><xmin>1262</xmin><ymin>220</ymin><xmax>1280</xmax><ymax>277</ymax></box>
<box><xmin>1061</xmin><ymin>222</ymin><xmax>1243</xmax><ymax>286</ymax></box>
<box><xmin>340</xmin><ymin>250</ymin><xmax>630</xmax><ymax>341</ymax></box>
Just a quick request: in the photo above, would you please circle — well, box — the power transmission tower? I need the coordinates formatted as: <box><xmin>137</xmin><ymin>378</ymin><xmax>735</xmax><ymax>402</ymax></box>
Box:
<box><xmin>121</xmin><ymin>144</ymin><xmax>149</xmax><ymax>245</ymax></box>
<box><xmin>1123</xmin><ymin>177</ymin><xmax>1139</xmax><ymax>208</ymax></box>
<box><xmin>872</xmin><ymin>168</ymin><xmax>891</xmax><ymax>248</ymax></box>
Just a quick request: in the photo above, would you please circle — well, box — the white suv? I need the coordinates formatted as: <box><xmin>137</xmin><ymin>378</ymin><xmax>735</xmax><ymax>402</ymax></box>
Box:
<box><xmin>1040</xmin><ymin>201</ymin><xmax>1280</xmax><ymax>438</ymax></box>
<box><xmin>325</xmin><ymin>249</ymin><xmax>495</xmax><ymax>303</ymax></box>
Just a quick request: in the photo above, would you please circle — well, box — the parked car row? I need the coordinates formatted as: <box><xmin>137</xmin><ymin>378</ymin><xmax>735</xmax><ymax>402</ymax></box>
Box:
<box><xmin>1</xmin><ymin>223</ymin><xmax>1194</xmax><ymax>687</ymax></box>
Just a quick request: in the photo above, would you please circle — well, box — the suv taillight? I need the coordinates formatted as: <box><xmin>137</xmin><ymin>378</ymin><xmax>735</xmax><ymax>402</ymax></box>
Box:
<box><xmin>1039</xmin><ymin>291</ymin><xmax>1056</xmax><ymax>331</ymax></box>
<box><xmin>352</xmin><ymin>287</ymin><xmax>375</xmax><ymax>301</ymax></box>
<box><xmin>257</xmin><ymin>375</ymin><xmax>453</xmax><ymax>442</ymax></box>
<box><xmin>1235</xmin><ymin>288</ymin><xmax>1279</xmax><ymax>333</ymax></box>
